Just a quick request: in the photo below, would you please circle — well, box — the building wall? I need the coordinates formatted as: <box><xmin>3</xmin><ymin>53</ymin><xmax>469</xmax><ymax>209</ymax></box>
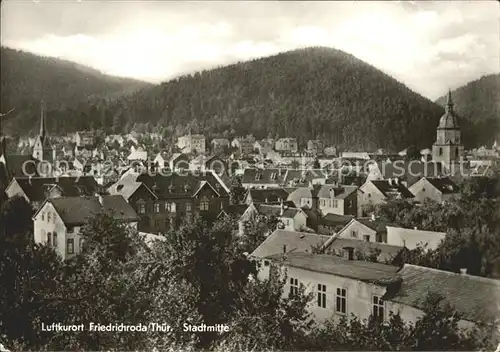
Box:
<box><xmin>34</xmin><ymin>202</ymin><xmax>73</xmax><ymax>260</ymax></box>
<box><xmin>337</xmin><ymin>221</ymin><xmax>378</xmax><ymax>242</ymax></box>
<box><xmin>318</xmin><ymin>197</ymin><xmax>344</xmax><ymax>216</ymax></box>
<box><xmin>359</xmin><ymin>182</ymin><xmax>386</xmax><ymax>211</ymax></box>
<box><xmin>242</xmin><ymin>182</ymin><xmax>282</xmax><ymax>189</ymax></box>
<box><xmin>281</xmin><ymin>265</ymin><xmax>388</xmax><ymax>324</ymax></box>
<box><xmin>409</xmin><ymin>179</ymin><xmax>443</xmax><ymax>203</ymax></box>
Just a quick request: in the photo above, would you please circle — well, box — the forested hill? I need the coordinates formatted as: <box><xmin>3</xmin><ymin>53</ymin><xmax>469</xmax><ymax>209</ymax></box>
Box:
<box><xmin>2</xmin><ymin>46</ymin><xmax>488</xmax><ymax>150</ymax></box>
<box><xmin>0</xmin><ymin>47</ymin><xmax>153</xmax><ymax>134</ymax></box>
<box><xmin>435</xmin><ymin>74</ymin><xmax>500</xmax><ymax>145</ymax></box>
<box><xmin>103</xmin><ymin>47</ymin><xmax>446</xmax><ymax>151</ymax></box>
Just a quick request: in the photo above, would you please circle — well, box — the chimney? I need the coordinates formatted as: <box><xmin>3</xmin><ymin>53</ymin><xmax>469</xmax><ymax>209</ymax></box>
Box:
<box><xmin>280</xmin><ymin>198</ymin><xmax>284</xmax><ymax>216</ymax></box>
<box><xmin>460</xmin><ymin>268</ymin><xmax>467</xmax><ymax>275</ymax></box>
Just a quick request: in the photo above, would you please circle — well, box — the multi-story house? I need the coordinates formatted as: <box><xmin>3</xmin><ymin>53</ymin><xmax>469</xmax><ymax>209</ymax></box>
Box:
<box><xmin>254</xmin><ymin>140</ymin><xmax>274</xmax><ymax>156</ymax></box>
<box><xmin>275</xmin><ymin>138</ymin><xmax>298</xmax><ymax>153</ymax></box>
<box><xmin>189</xmin><ymin>155</ymin><xmax>226</xmax><ymax>174</ymax></box>
<box><xmin>5</xmin><ymin>176</ymin><xmax>100</xmax><ymax>209</ymax></box>
<box><xmin>307</xmin><ymin>140</ymin><xmax>324</xmax><ymax>156</ymax></box>
<box><xmin>243</xmin><ymin>188</ymin><xmax>290</xmax><ymax>205</ymax></box>
<box><xmin>211</xmin><ymin>138</ymin><xmax>230</xmax><ymax>152</ymax></box>
<box><xmin>359</xmin><ymin>179</ymin><xmax>414</xmax><ymax>212</ymax></box>
<box><xmin>261</xmin><ymin>251</ymin><xmax>500</xmax><ymax>338</ymax></box>
<box><xmin>33</xmin><ymin>195</ymin><xmax>137</xmax><ymax>260</ymax></box>
<box><xmin>177</xmin><ymin>134</ymin><xmax>206</xmax><ymax>154</ymax></box>
<box><xmin>366</xmin><ymin>160</ymin><xmax>445</xmax><ymax>187</ymax></box>
<box><xmin>241</xmin><ymin>168</ymin><xmax>287</xmax><ymax>189</ymax></box>
<box><xmin>231</xmin><ymin>138</ymin><xmax>255</xmax><ymax>156</ymax></box>
<box><xmin>110</xmin><ymin>171</ymin><xmax>230</xmax><ymax>233</ymax></box>
<box><xmin>287</xmin><ymin>184</ymin><xmax>361</xmax><ymax>217</ymax></box>
<box><xmin>239</xmin><ymin>201</ymin><xmax>308</xmax><ymax>234</ymax></box>
<box><xmin>336</xmin><ymin>217</ymin><xmax>389</xmax><ymax>243</ymax></box>
<box><xmin>409</xmin><ymin>177</ymin><xmax>460</xmax><ymax>204</ymax></box>
<box><xmin>74</xmin><ymin>131</ymin><xmax>95</xmax><ymax>147</ymax></box>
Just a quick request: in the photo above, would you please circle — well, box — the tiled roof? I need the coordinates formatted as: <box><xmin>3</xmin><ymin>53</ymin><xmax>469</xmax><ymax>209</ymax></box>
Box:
<box><xmin>267</xmin><ymin>252</ymin><xmax>400</xmax><ymax>285</ymax></box>
<box><xmin>12</xmin><ymin>176</ymin><xmax>99</xmax><ymax>202</ymax></box>
<box><xmin>369</xmin><ymin>180</ymin><xmax>415</xmax><ymax>199</ymax></box>
<box><xmin>247</xmin><ymin>188</ymin><xmax>289</xmax><ymax>203</ymax></box>
<box><xmin>241</xmin><ymin>168</ymin><xmax>287</xmax><ymax>184</ymax></box>
<box><xmin>324</xmin><ymin>238</ymin><xmax>404</xmax><ymax>263</ymax></box>
<box><xmin>318</xmin><ymin>213</ymin><xmax>354</xmax><ymax>227</ymax></box>
<box><xmin>384</xmin><ymin>264</ymin><xmax>500</xmax><ymax>324</ymax></box>
<box><xmin>316</xmin><ymin>184</ymin><xmax>358</xmax><ymax>199</ymax></box>
<box><xmin>374</xmin><ymin>161</ymin><xmax>444</xmax><ymax>182</ymax></box>
<box><xmin>256</xmin><ymin>204</ymin><xmax>301</xmax><ymax>219</ymax></box>
<box><xmin>424</xmin><ymin>177</ymin><xmax>459</xmax><ymax>194</ymax></box>
<box><xmin>5</xmin><ymin>154</ymin><xmax>39</xmax><ymax>179</ymax></box>
<box><xmin>44</xmin><ymin>195</ymin><xmax>138</xmax><ymax>226</ymax></box>
<box><xmin>250</xmin><ymin>229</ymin><xmax>330</xmax><ymax>258</ymax></box>
<box><xmin>136</xmin><ymin>171</ymin><xmax>229</xmax><ymax>199</ymax></box>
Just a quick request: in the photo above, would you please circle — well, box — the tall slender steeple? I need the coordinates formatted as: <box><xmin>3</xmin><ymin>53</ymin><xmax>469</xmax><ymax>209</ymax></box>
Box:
<box><xmin>445</xmin><ymin>89</ymin><xmax>454</xmax><ymax>114</ymax></box>
<box><xmin>40</xmin><ymin>100</ymin><xmax>46</xmax><ymax>140</ymax></box>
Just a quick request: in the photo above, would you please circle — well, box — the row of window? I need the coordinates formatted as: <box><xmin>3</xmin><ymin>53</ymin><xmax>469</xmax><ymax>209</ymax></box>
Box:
<box><xmin>351</xmin><ymin>230</ymin><xmax>371</xmax><ymax>242</ymax></box>
<box><xmin>320</xmin><ymin>199</ymin><xmax>339</xmax><ymax>208</ymax></box>
<box><xmin>289</xmin><ymin>278</ymin><xmax>385</xmax><ymax>320</ymax></box>
<box><xmin>41</xmin><ymin>212</ymin><xmax>56</xmax><ymax>224</ymax></box>
<box><xmin>44</xmin><ymin>232</ymin><xmax>81</xmax><ymax>255</ymax></box>
<box><xmin>139</xmin><ymin>197</ymin><xmax>212</xmax><ymax>215</ymax></box>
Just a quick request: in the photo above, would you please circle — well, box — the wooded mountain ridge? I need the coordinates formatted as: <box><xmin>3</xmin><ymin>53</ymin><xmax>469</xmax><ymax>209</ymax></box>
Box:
<box><xmin>1</xmin><ymin>46</ymin><xmax>497</xmax><ymax>150</ymax></box>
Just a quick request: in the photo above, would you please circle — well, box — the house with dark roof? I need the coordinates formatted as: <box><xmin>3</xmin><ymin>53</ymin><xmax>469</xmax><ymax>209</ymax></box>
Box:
<box><xmin>244</xmin><ymin>188</ymin><xmax>289</xmax><ymax>205</ymax></box>
<box><xmin>33</xmin><ymin>195</ymin><xmax>138</xmax><ymax>260</ymax></box>
<box><xmin>409</xmin><ymin>176</ymin><xmax>460</xmax><ymax>203</ymax></box>
<box><xmin>359</xmin><ymin>179</ymin><xmax>414</xmax><ymax>212</ymax></box>
<box><xmin>241</xmin><ymin>168</ymin><xmax>287</xmax><ymax>189</ymax></box>
<box><xmin>317</xmin><ymin>213</ymin><xmax>354</xmax><ymax>235</ymax></box>
<box><xmin>109</xmin><ymin>171</ymin><xmax>230</xmax><ymax>233</ymax></box>
<box><xmin>336</xmin><ymin>217</ymin><xmax>389</xmax><ymax>243</ymax></box>
<box><xmin>5</xmin><ymin>176</ymin><xmax>100</xmax><ymax>209</ymax></box>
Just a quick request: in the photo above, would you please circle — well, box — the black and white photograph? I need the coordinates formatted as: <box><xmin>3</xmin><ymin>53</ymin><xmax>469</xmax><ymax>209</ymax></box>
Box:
<box><xmin>0</xmin><ymin>0</ymin><xmax>499</xmax><ymax>350</ymax></box>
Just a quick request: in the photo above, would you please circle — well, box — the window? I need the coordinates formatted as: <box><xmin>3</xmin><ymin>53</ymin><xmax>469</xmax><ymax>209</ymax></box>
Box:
<box><xmin>290</xmin><ymin>278</ymin><xmax>299</xmax><ymax>297</ymax></box>
<box><xmin>154</xmin><ymin>220</ymin><xmax>160</xmax><ymax>228</ymax></box>
<box><xmin>52</xmin><ymin>232</ymin><xmax>58</xmax><ymax>247</ymax></box>
<box><xmin>165</xmin><ymin>202</ymin><xmax>171</xmax><ymax>212</ymax></box>
<box><xmin>336</xmin><ymin>288</ymin><xmax>347</xmax><ymax>314</ymax></box>
<box><xmin>351</xmin><ymin>230</ymin><xmax>358</xmax><ymax>238</ymax></box>
<box><xmin>455</xmin><ymin>148</ymin><xmax>459</xmax><ymax>158</ymax></box>
<box><xmin>363</xmin><ymin>235</ymin><xmax>370</xmax><ymax>242</ymax></box>
<box><xmin>46</xmin><ymin>232</ymin><xmax>51</xmax><ymax>246</ymax></box>
<box><xmin>47</xmin><ymin>212</ymin><xmax>51</xmax><ymax>223</ymax></box>
<box><xmin>422</xmin><ymin>187</ymin><xmax>426</xmax><ymax>192</ymax></box>
<box><xmin>199</xmin><ymin>196</ymin><xmax>210</xmax><ymax>211</ymax></box>
<box><xmin>264</xmin><ymin>260</ymin><xmax>270</xmax><ymax>267</ymax></box>
<box><xmin>164</xmin><ymin>218</ymin><xmax>170</xmax><ymax>229</ymax></box>
<box><xmin>373</xmin><ymin>296</ymin><xmax>385</xmax><ymax>321</ymax></box>
<box><xmin>79</xmin><ymin>238</ymin><xmax>83</xmax><ymax>252</ymax></box>
<box><xmin>138</xmin><ymin>204</ymin><xmax>145</xmax><ymax>214</ymax></box>
<box><xmin>333</xmin><ymin>199</ymin><xmax>338</xmax><ymax>207</ymax></box>
<box><xmin>186</xmin><ymin>202</ymin><xmax>192</xmax><ymax>212</ymax></box>
<box><xmin>317</xmin><ymin>284</ymin><xmax>327</xmax><ymax>308</ymax></box>
<box><xmin>53</xmin><ymin>214</ymin><xmax>56</xmax><ymax>224</ymax></box>
<box><xmin>439</xmin><ymin>147</ymin><xmax>443</xmax><ymax>156</ymax></box>
<box><xmin>154</xmin><ymin>203</ymin><xmax>160</xmax><ymax>213</ymax></box>
<box><xmin>171</xmin><ymin>203</ymin><xmax>177</xmax><ymax>213</ymax></box>
<box><xmin>41</xmin><ymin>213</ymin><xmax>45</xmax><ymax>221</ymax></box>
<box><xmin>67</xmin><ymin>239</ymin><xmax>74</xmax><ymax>254</ymax></box>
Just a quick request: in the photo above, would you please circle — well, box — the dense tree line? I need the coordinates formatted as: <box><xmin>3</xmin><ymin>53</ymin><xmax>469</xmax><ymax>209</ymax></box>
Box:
<box><xmin>3</xmin><ymin>47</ymin><xmax>496</xmax><ymax>150</ymax></box>
<box><xmin>0</xmin><ymin>194</ymin><xmax>496</xmax><ymax>350</ymax></box>
<box><xmin>371</xmin><ymin>175</ymin><xmax>500</xmax><ymax>277</ymax></box>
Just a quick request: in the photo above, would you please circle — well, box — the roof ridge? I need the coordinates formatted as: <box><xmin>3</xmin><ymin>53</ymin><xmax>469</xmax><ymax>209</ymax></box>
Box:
<box><xmin>402</xmin><ymin>264</ymin><xmax>500</xmax><ymax>286</ymax></box>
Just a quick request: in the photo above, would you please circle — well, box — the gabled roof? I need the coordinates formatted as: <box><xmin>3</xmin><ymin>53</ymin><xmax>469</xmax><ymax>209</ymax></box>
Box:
<box><xmin>250</xmin><ymin>229</ymin><xmax>330</xmax><ymax>258</ymax></box>
<box><xmin>247</xmin><ymin>188</ymin><xmax>289</xmax><ymax>203</ymax></box>
<box><xmin>355</xmin><ymin>217</ymin><xmax>389</xmax><ymax>233</ymax></box>
<box><xmin>256</xmin><ymin>203</ymin><xmax>302</xmax><ymax>219</ymax></box>
<box><xmin>267</xmin><ymin>252</ymin><xmax>400</xmax><ymax>285</ymax></box>
<box><xmin>9</xmin><ymin>176</ymin><xmax>99</xmax><ymax>202</ymax></box>
<box><xmin>35</xmin><ymin>195</ymin><xmax>138</xmax><ymax>226</ymax></box>
<box><xmin>384</xmin><ymin>264</ymin><xmax>500</xmax><ymax>325</ymax></box>
<box><xmin>241</xmin><ymin>168</ymin><xmax>287</xmax><ymax>184</ymax></box>
<box><xmin>368</xmin><ymin>180</ymin><xmax>415</xmax><ymax>199</ymax></box>
<box><xmin>386</xmin><ymin>226</ymin><xmax>446</xmax><ymax>250</ymax></box>
<box><xmin>318</xmin><ymin>213</ymin><xmax>354</xmax><ymax>227</ymax></box>
<box><xmin>135</xmin><ymin>171</ymin><xmax>229</xmax><ymax>199</ymax></box>
<box><xmin>423</xmin><ymin>177</ymin><xmax>459</xmax><ymax>194</ymax></box>
<box><xmin>373</xmin><ymin>161</ymin><xmax>444</xmax><ymax>181</ymax></box>
<box><xmin>316</xmin><ymin>184</ymin><xmax>358</xmax><ymax>199</ymax></box>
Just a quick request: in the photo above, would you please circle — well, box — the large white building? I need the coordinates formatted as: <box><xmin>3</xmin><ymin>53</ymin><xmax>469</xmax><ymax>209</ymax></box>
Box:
<box><xmin>177</xmin><ymin>134</ymin><xmax>206</xmax><ymax>154</ymax></box>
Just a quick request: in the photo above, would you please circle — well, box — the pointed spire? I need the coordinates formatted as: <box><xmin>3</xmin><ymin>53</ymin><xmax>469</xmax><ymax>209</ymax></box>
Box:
<box><xmin>40</xmin><ymin>100</ymin><xmax>46</xmax><ymax>139</ymax></box>
<box><xmin>445</xmin><ymin>89</ymin><xmax>454</xmax><ymax>113</ymax></box>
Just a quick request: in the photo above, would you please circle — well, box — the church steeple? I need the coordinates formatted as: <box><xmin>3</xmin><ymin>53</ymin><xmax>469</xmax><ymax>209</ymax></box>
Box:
<box><xmin>39</xmin><ymin>101</ymin><xmax>46</xmax><ymax>140</ymax></box>
<box><xmin>445</xmin><ymin>89</ymin><xmax>454</xmax><ymax>114</ymax></box>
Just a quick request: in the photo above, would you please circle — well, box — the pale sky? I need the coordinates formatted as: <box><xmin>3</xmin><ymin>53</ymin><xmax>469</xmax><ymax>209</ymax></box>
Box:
<box><xmin>1</xmin><ymin>0</ymin><xmax>499</xmax><ymax>100</ymax></box>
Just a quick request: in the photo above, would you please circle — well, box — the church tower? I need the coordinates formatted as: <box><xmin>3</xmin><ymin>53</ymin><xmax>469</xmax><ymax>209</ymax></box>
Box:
<box><xmin>32</xmin><ymin>102</ymin><xmax>55</xmax><ymax>164</ymax></box>
<box><xmin>432</xmin><ymin>90</ymin><xmax>464</xmax><ymax>169</ymax></box>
